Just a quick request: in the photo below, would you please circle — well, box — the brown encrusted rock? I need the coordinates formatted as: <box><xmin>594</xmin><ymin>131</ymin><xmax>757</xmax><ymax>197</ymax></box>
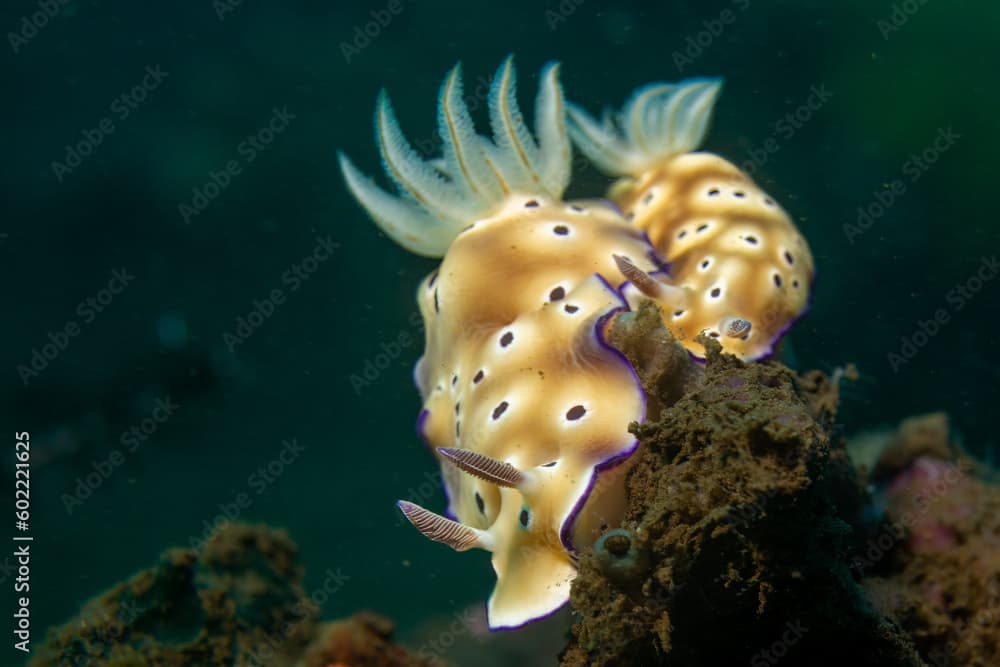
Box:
<box><xmin>606</xmin><ymin>301</ymin><xmax>705</xmax><ymax>419</ymax></box>
<box><xmin>563</xmin><ymin>314</ymin><xmax>922</xmax><ymax>666</ymax></box>
<box><xmin>301</xmin><ymin>611</ymin><xmax>437</xmax><ymax>667</ymax></box>
<box><xmin>872</xmin><ymin>412</ymin><xmax>955</xmax><ymax>480</ymax></box>
<box><xmin>798</xmin><ymin>362</ymin><xmax>858</xmax><ymax>429</ymax></box>
<box><xmin>30</xmin><ymin>523</ymin><xmax>431</xmax><ymax>667</ymax></box>
<box><xmin>31</xmin><ymin>523</ymin><xmax>315</xmax><ymax>667</ymax></box>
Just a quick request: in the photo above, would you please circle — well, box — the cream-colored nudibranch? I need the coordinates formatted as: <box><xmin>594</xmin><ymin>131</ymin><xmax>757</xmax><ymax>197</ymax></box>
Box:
<box><xmin>567</xmin><ymin>80</ymin><xmax>815</xmax><ymax>360</ymax></box>
<box><xmin>339</xmin><ymin>58</ymin><xmax>655</xmax><ymax>629</ymax></box>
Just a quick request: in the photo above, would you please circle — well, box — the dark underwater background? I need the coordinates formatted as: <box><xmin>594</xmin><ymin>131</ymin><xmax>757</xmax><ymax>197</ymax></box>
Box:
<box><xmin>3</xmin><ymin>0</ymin><xmax>998</xmax><ymax>662</ymax></box>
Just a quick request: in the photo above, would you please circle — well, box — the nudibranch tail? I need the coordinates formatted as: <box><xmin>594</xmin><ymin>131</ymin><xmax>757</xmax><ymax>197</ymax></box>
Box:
<box><xmin>339</xmin><ymin>56</ymin><xmax>571</xmax><ymax>258</ymax></box>
<box><xmin>566</xmin><ymin>78</ymin><xmax>722</xmax><ymax>176</ymax></box>
<box><xmin>486</xmin><ymin>513</ymin><xmax>577</xmax><ymax>630</ymax></box>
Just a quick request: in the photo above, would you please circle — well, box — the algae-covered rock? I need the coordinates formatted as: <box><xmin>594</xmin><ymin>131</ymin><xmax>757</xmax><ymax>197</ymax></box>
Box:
<box><xmin>862</xmin><ymin>432</ymin><xmax>1000</xmax><ymax>667</ymax></box>
<box><xmin>562</xmin><ymin>312</ymin><xmax>922</xmax><ymax>666</ymax></box>
<box><xmin>872</xmin><ymin>412</ymin><xmax>955</xmax><ymax>481</ymax></box>
<box><xmin>30</xmin><ymin>523</ymin><xmax>430</xmax><ymax>667</ymax></box>
<box><xmin>606</xmin><ymin>302</ymin><xmax>705</xmax><ymax>420</ymax></box>
<box><xmin>302</xmin><ymin>611</ymin><xmax>437</xmax><ymax>667</ymax></box>
<box><xmin>31</xmin><ymin>523</ymin><xmax>314</xmax><ymax>667</ymax></box>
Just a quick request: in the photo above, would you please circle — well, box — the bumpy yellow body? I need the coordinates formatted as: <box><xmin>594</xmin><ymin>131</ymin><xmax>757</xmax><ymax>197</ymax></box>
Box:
<box><xmin>415</xmin><ymin>195</ymin><xmax>651</xmax><ymax>627</ymax></box>
<box><xmin>568</xmin><ymin>80</ymin><xmax>815</xmax><ymax>360</ymax></box>
<box><xmin>610</xmin><ymin>153</ymin><xmax>814</xmax><ymax>359</ymax></box>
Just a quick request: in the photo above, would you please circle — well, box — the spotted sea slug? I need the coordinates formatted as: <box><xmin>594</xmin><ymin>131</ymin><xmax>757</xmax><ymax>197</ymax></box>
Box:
<box><xmin>338</xmin><ymin>57</ymin><xmax>816</xmax><ymax>631</ymax></box>
<box><xmin>339</xmin><ymin>58</ymin><xmax>659</xmax><ymax>629</ymax></box>
<box><xmin>567</xmin><ymin>80</ymin><xmax>815</xmax><ymax>360</ymax></box>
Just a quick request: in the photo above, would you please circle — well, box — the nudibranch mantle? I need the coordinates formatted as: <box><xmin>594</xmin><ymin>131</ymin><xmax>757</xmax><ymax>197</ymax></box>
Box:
<box><xmin>419</xmin><ymin>263</ymin><xmax>644</xmax><ymax>628</ymax></box>
<box><xmin>340</xmin><ymin>57</ymin><xmax>651</xmax><ymax>629</ymax></box>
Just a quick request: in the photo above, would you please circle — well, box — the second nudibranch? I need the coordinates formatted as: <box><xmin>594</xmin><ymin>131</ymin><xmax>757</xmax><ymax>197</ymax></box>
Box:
<box><xmin>339</xmin><ymin>58</ymin><xmax>655</xmax><ymax>630</ymax></box>
<box><xmin>567</xmin><ymin>80</ymin><xmax>815</xmax><ymax>361</ymax></box>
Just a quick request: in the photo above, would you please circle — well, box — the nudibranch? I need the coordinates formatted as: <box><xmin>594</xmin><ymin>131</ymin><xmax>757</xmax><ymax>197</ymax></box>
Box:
<box><xmin>567</xmin><ymin>80</ymin><xmax>815</xmax><ymax>360</ymax></box>
<box><xmin>339</xmin><ymin>59</ymin><xmax>656</xmax><ymax>628</ymax></box>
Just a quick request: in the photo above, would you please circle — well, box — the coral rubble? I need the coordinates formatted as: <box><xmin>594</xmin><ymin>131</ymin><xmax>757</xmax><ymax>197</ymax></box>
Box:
<box><xmin>862</xmin><ymin>417</ymin><xmax>1000</xmax><ymax>667</ymax></box>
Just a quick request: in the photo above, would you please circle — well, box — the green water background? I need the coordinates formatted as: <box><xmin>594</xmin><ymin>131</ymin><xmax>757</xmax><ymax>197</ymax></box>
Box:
<box><xmin>2</xmin><ymin>0</ymin><xmax>998</xmax><ymax>657</ymax></box>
